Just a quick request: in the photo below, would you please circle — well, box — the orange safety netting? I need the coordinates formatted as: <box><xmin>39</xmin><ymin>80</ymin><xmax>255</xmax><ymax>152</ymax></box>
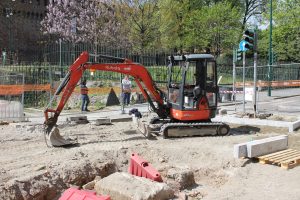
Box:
<box><xmin>235</xmin><ymin>80</ymin><xmax>300</xmax><ymax>88</ymax></box>
<box><xmin>1</xmin><ymin>80</ymin><xmax>300</xmax><ymax>96</ymax></box>
<box><xmin>0</xmin><ymin>84</ymin><xmax>139</xmax><ymax>96</ymax></box>
<box><xmin>0</xmin><ymin>84</ymin><xmax>51</xmax><ymax>95</ymax></box>
<box><xmin>73</xmin><ymin>87</ymin><xmax>139</xmax><ymax>95</ymax></box>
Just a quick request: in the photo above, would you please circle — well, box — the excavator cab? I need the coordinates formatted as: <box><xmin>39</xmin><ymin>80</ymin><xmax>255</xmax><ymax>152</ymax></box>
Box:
<box><xmin>167</xmin><ymin>54</ymin><xmax>218</xmax><ymax>121</ymax></box>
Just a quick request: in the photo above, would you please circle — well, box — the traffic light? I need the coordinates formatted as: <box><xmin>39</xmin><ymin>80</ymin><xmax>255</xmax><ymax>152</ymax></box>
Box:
<box><xmin>236</xmin><ymin>49</ymin><xmax>242</xmax><ymax>61</ymax></box>
<box><xmin>243</xmin><ymin>29</ymin><xmax>255</xmax><ymax>51</ymax></box>
<box><xmin>233</xmin><ymin>48</ymin><xmax>242</xmax><ymax>62</ymax></box>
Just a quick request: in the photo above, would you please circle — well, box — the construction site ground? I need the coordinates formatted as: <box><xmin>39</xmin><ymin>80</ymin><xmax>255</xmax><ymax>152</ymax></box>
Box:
<box><xmin>1</xmin><ymin>93</ymin><xmax>300</xmax><ymax>199</ymax></box>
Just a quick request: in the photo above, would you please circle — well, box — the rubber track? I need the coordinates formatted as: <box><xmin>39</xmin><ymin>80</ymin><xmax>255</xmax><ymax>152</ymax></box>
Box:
<box><xmin>161</xmin><ymin>122</ymin><xmax>223</xmax><ymax>131</ymax></box>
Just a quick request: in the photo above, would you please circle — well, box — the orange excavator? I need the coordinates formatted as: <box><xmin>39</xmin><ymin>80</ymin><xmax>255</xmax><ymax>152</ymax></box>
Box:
<box><xmin>43</xmin><ymin>51</ymin><xmax>230</xmax><ymax>147</ymax></box>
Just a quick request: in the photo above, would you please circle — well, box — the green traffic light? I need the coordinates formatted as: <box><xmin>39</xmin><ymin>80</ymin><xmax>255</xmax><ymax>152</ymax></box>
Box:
<box><xmin>244</xmin><ymin>29</ymin><xmax>255</xmax><ymax>50</ymax></box>
<box><xmin>237</xmin><ymin>50</ymin><xmax>242</xmax><ymax>60</ymax></box>
<box><xmin>244</xmin><ymin>43</ymin><xmax>253</xmax><ymax>50</ymax></box>
<box><xmin>244</xmin><ymin>29</ymin><xmax>255</xmax><ymax>37</ymax></box>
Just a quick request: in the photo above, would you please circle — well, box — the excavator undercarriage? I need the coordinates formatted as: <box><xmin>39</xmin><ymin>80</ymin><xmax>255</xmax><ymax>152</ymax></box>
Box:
<box><xmin>136</xmin><ymin>117</ymin><xmax>230</xmax><ymax>139</ymax></box>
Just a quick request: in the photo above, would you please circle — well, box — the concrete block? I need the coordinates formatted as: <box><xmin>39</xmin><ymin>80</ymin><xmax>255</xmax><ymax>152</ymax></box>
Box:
<box><xmin>218</xmin><ymin>109</ymin><xmax>227</xmax><ymax>115</ymax></box>
<box><xmin>166</xmin><ymin>168</ymin><xmax>195</xmax><ymax>190</ymax></box>
<box><xmin>111</xmin><ymin>117</ymin><xmax>132</xmax><ymax>122</ymax></box>
<box><xmin>67</xmin><ymin>116</ymin><xmax>88</xmax><ymax>122</ymax></box>
<box><xmin>94</xmin><ymin>118</ymin><xmax>111</xmax><ymax>125</ymax></box>
<box><xmin>94</xmin><ymin>172</ymin><xmax>174</xmax><ymax>200</ymax></box>
<box><xmin>67</xmin><ymin>116</ymin><xmax>89</xmax><ymax>124</ymax></box>
<box><xmin>247</xmin><ymin>135</ymin><xmax>288</xmax><ymax>158</ymax></box>
<box><xmin>233</xmin><ymin>142</ymin><xmax>248</xmax><ymax>158</ymax></box>
<box><xmin>290</xmin><ymin>120</ymin><xmax>300</xmax><ymax>132</ymax></box>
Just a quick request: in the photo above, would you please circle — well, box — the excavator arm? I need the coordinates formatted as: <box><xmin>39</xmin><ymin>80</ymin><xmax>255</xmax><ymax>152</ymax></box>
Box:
<box><xmin>43</xmin><ymin>51</ymin><xmax>168</xmax><ymax>146</ymax></box>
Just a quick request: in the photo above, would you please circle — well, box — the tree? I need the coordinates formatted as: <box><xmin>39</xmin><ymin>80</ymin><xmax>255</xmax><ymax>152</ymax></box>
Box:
<box><xmin>115</xmin><ymin>0</ymin><xmax>160</xmax><ymax>53</ymax></box>
<box><xmin>240</xmin><ymin>0</ymin><xmax>266</xmax><ymax>30</ymax></box>
<box><xmin>184</xmin><ymin>1</ymin><xmax>241</xmax><ymax>56</ymax></box>
<box><xmin>158</xmin><ymin>0</ymin><xmax>188</xmax><ymax>52</ymax></box>
<box><xmin>259</xmin><ymin>0</ymin><xmax>300</xmax><ymax>62</ymax></box>
<box><xmin>272</xmin><ymin>0</ymin><xmax>300</xmax><ymax>62</ymax></box>
<box><xmin>41</xmin><ymin>0</ymin><xmax>125</xmax><ymax>47</ymax></box>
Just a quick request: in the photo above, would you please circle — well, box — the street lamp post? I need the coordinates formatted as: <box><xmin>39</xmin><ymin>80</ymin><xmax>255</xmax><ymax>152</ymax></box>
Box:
<box><xmin>5</xmin><ymin>0</ymin><xmax>16</xmax><ymax>64</ymax></box>
<box><xmin>5</xmin><ymin>8</ymin><xmax>13</xmax><ymax>52</ymax></box>
<box><xmin>4</xmin><ymin>0</ymin><xmax>17</xmax><ymax>62</ymax></box>
<box><xmin>267</xmin><ymin>0</ymin><xmax>273</xmax><ymax>96</ymax></box>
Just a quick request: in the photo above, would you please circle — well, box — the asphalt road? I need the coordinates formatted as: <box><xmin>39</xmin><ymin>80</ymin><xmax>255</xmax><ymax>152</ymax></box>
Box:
<box><xmin>220</xmin><ymin>87</ymin><xmax>300</xmax><ymax>116</ymax></box>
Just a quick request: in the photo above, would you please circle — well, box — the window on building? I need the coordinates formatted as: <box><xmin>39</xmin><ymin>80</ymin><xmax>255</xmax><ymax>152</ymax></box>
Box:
<box><xmin>37</xmin><ymin>0</ymin><xmax>40</xmax><ymax>5</ymax></box>
<box><xmin>44</xmin><ymin>0</ymin><xmax>48</xmax><ymax>6</ymax></box>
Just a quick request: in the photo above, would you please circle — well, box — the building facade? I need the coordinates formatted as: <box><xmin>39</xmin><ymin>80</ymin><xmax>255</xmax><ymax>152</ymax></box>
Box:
<box><xmin>0</xmin><ymin>0</ymin><xmax>48</xmax><ymax>63</ymax></box>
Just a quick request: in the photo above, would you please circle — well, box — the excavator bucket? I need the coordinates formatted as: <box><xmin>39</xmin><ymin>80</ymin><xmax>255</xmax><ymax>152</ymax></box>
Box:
<box><xmin>44</xmin><ymin>127</ymin><xmax>76</xmax><ymax>147</ymax></box>
<box><xmin>136</xmin><ymin>119</ymin><xmax>151</xmax><ymax>138</ymax></box>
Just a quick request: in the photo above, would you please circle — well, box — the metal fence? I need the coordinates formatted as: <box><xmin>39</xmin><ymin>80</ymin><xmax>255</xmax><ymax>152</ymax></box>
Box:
<box><xmin>218</xmin><ymin>63</ymin><xmax>300</xmax><ymax>85</ymax></box>
<box><xmin>0</xmin><ymin>42</ymin><xmax>299</xmax><ymax>108</ymax></box>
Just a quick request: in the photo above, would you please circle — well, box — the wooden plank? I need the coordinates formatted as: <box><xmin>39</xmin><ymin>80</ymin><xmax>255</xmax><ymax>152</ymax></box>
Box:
<box><xmin>268</xmin><ymin>152</ymin><xmax>300</xmax><ymax>163</ymax></box>
<box><xmin>271</xmin><ymin>153</ymin><xmax>300</xmax><ymax>163</ymax></box>
<box><xmin>258</xmin><ymin>149</ymin><xmax>294</xmax><ymax>159</ymax></box>
<box><xmin>260</xmin><ymin>150</ymin><xmax>298</xmax><ymax>161</ymax></box>
<box><xmin>257</xmin><ymin>149</ymin><xmax>300</xmax><ymax>170</ymax></box>
<box><xmin>281</xmin><ymin>155</ymin><xmax>300</xmax><ymax>164</ymax></box>
<box><xmin>281</xmin><ymin>159</ymin><xmax>300</xmax><ymax>170</ymax></box>
<box><xmin>258</xmin><ymin>150</ymin><xmax>291</xmax><ymax>163</ymax></box>
<box><xmin>258</xmin><ymin>159</ymin><xmax>270</xmax><ymax>164</ymax></box>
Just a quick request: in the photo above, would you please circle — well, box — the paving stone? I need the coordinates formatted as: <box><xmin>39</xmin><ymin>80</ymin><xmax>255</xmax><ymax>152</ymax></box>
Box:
<box><xmin>67</xmin><ymin>116</ymin><xmax>88</xmax><ymax>122</ymax></box>
<box><xmin>111</xmin><ymin>117</ymin><xmax>132</xmax><ymax>122</ymax></box>
<box><xmin>94</xmin><ymin>172</ymin><xmax>174</xmax><ymax>200</ymax></box>
<box><xmin>67</xmin><ymin>116</ymin><xmax>89</xmax><ymax>124</ymax></box>
<box><xmin>94</xmin><ymin>118</ymin><xmax>111</xmax><ymax>125</ymax></box>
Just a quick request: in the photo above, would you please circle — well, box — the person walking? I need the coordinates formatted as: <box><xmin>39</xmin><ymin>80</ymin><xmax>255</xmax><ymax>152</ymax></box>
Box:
<box><xmin>80</xmin><ymin>79</ymin><xmax>90</xmax><ymax>112</ymax></box>
<box><xmin>122</xmin><ymin>75</ymin><xmax>132</xmax><ymax>106</ymax></box>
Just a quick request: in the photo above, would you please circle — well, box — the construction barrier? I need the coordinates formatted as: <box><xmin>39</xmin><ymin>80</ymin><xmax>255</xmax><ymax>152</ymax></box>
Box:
<box><xmin>1</xmin><ymin>79</ymin><xmax>298</xmax><ymax>96</ymax></box>
<box><xmin>235</xmin><ymin>80</ymin><xmax>300</xmax><ymax>88</ymax></box>
<box><xmin>219</xmin><ymin>90</ymin><xmax>254</xmax><ymax>94</ymax></box>
<box><xmin>128</xmin><ymin>153</ymin><xmax>163</xmax><ymax>182</ymax></box>
<box><xmin>59</xmin><ymin>188</ymin><xmax>110</xmax><ymax>200</ymax></box>
<box><xmin>0</xmin><ymin>85</ymin><xmax>138</xmax><ymax>95</ymax></box>
<box><xmin>0</xmin><ymin>84</ymin><xmax>51</xmax><ymax>95</ymax></box>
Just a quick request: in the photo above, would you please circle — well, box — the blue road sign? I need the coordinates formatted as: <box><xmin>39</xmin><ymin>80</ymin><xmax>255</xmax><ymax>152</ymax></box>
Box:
<box><xmin>239</xmin><ymin>40</ymin><xmax>247</xmax><ymax>52</ymax></box>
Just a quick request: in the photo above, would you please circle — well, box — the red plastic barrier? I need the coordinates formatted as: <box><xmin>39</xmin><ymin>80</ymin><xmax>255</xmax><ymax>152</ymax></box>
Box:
<box><xmin>59</xmin><ymin>188</ymin><xmax>111</xmax><ymax>200</ymax></box>
<box><xmin>128</xmin><ymin>153</ymin><xmax>163</xmax><ymax>182</ymax></box>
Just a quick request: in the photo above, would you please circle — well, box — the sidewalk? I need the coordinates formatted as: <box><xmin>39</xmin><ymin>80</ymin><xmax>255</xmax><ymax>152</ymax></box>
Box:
<box><xmin>23</xmin><ymin>88</ymin><xmax>300</xmax><ymax>133</ymax></box>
